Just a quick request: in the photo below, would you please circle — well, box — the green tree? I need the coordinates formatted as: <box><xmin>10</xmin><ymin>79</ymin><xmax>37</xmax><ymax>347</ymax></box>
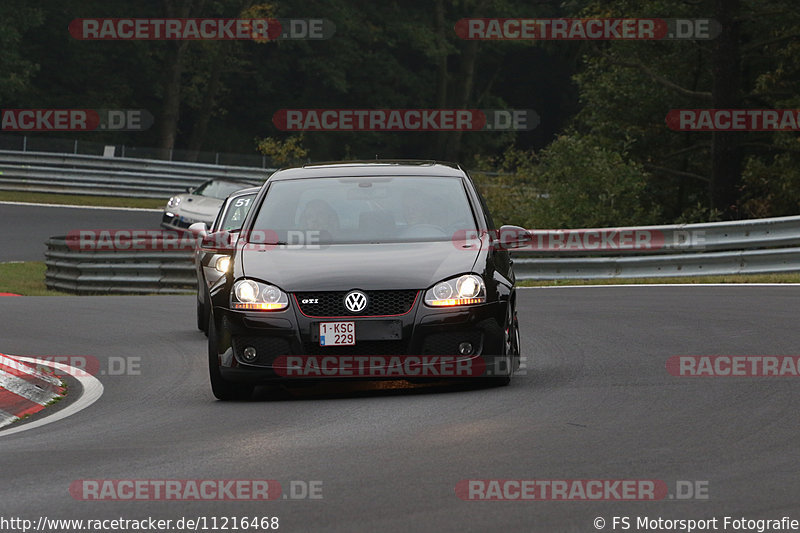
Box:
<box><xmin>474</xmin><ymin>134</ymin><xmax>657</xmax><ymax>228</ymax></box>
<box><xmin>572</xmin><ymin>0</ymin><xmax>800</xmax><ymax>220</ymax></box>
<box><xmin>0</xmin><ymin>2</ymin><xmax>42</xmax><ymax>102</ymax></box>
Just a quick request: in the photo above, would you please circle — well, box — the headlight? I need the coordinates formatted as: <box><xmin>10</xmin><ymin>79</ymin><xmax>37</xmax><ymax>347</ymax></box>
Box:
<box><xmin>424</xmin><ymin>274</ymin><xmax>486</xmax><ymax>307</ymax></box>
<box><xmin>231</xmin><ymin>279</ymin><xmax>288</xmax><ymax>311</ymax></box>
<box><xmin>167</xmin><ymin>196</ymin><xmax>181</xmax><ymax>208</ymax></box>
<box><xmin>214</xmin><ymin>256</ymin><xmax>231</xmax><ymax>274</ymax></box>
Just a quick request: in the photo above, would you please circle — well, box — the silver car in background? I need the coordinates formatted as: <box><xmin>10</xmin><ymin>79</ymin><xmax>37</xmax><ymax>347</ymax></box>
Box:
<box><xmin>162</xmin><ymin>178</ymin><xmax>261</xmax><ymax>231</ymax></box>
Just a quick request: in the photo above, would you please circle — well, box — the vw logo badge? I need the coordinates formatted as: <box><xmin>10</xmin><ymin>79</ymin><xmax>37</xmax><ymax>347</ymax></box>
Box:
<box><xmin>344</xmin><ymin>290</ymin><xmax>368</xmax><ymax>313</ymax></box>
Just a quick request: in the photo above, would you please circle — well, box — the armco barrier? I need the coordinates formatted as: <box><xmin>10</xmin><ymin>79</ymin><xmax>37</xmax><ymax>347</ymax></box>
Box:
<box><xmin>512</xmin><ymin>215</ymin><xmax>800</xmax><ymax>279</ymax></box>
<box><xmin>513</xmin><ymin>247</ymin><xmax>800</xmax><ymax>280</ymax></box>
<box><xmin>43</xmin><ymin>215</ymin><xmax>800</xmax><ymax>293</ymax></box>
<box><xmin>0</xmin><ymin>150</ymin><xmax>273</xmax><ymax>198</ymax></box>
<box><xmin>45</xmin><ymin>236</ymin><xmax>195</xmax><ymax>294</ymax></box>
<box><xmin>520</xmin><ymin>215</ymin><xmax>800</xmax><ymax>255</ymax></box>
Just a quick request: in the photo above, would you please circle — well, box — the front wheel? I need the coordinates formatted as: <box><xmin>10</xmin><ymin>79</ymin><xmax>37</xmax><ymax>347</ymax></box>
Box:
<box><xmin>208</xmin><ymin>312</ymin><xmax>254</xmax><ymax>401</ymax></box>
<box><xmin>196</xmin><ymin>296</ymin><xmax>207</xmax><ymax>333</ymax></box>
<box><xmin>482</xmin><ymin>308</ymin><xmax>519</xmax><ymax>387</ymax></box>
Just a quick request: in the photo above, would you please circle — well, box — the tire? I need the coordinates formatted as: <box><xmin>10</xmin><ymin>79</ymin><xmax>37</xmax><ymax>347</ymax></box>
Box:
<box><xmin>208</xmin><ymin>312</ymin><xmax>254</xmax><ymax>401</ymax></box>
<box><xmin>482</xmin><ymin>307</ymin><xmax>518</xmax><ymax>387</ymax></box>
<box><xmin>197</xmin><ymin>275</ymin><xmax>210</xmax><ymax>334</ymax></box>
<box><xmin>510</xmin><ymin>310</ymin><xmax>521</xmax><ymax>371</ymax></box>
<box><xmin>196</xmin><ymin>296</ymin><xmax>207</xmax><ymax>333</ymax></box>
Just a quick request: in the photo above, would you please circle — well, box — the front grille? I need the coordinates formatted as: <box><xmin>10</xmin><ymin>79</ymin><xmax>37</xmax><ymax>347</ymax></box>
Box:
<box><xmin>162</xmin><ymin>213</ymin><xmax>193</xmax><ymax>229</ymax></box>
<box><xmin>295</xmin><ymin>290</ymin><xmax>418</xmax><ymax>317</ymax></box>
<box><xmin>173</xmin><ymin>218</ymin><xmax>193</xmax><ymax>229</ymax></box>
<box><xmin>301</xmin><ymin>340</ymin><xmax>407</xmax><ymax>356</ymax></box>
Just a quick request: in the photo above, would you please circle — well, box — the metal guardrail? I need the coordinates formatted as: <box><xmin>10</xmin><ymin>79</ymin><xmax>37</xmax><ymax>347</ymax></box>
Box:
<box><xmin>513</xmin><ymin>247</ymin><xmax>800</xmax><ymax>280</ymax></box>
<box><xmin>512</xmin><ymin>215</ymin><xmax>800</xmax><ymax>279</ymax></box>
<box><xmin>0</xmin><ymin>133</ymin><xmax>277</xmax><ymax>167</ymax></box>
<box><xmin>45</xmin><ymin>236</ymin><xmax>195</xmax><ymax>294</ymax></box>
<box><xmin>43</xmin><ymin>216</ymin><xmax>800</xmax><ymax>293</ymax></box>
<box><xmin>0</xmin><ymin>150</ymin><xmax>274</xmax><ymax>198</ymax></box>
<box><xmin>517</xmin><ymin>215</ymin><xmax>800</xmax><ymax>255</ymax></box>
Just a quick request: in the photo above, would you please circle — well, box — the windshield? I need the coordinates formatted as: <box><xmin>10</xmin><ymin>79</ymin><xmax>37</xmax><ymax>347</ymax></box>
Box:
<box><xmin>194</xmin><ymin>180</ymin><xmax>251</xmax><ymax>200</ymax></box>
<box><xmin>250</xmin><ymin>176</ymin><xmax>477</xmax><ymax>244</ymax></box>
<box><xmin>218</xmin><ymin>193</ymin><xmax>256</xmax><ymax>231</ymax></box>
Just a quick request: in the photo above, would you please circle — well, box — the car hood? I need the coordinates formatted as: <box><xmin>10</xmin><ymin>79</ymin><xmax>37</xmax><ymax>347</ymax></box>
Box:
<box><xmin>178</xmin><ymin>195</ymin><xmax>222</xmax><ymax>219</ymax></box>
<box><xmin>239</xmin><ymin>240</ymin><xmax>482</xmax><ymax>291</ymax></box>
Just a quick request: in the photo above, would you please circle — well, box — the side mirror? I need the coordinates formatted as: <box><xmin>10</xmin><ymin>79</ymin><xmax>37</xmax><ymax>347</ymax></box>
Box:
<box><xmin>201</xmin><ymin>230</ymin><xmax>235</xmax><ymax>253</ymax></box>
<box><xmin>496</xmin><ymin>225</ymin><xmax>533</xmax><ymax>250</ymax></box>
<box><xmin>186</xmin><ymin>186</ymin><xmax>195</xmax><ymax>193</ymax></box>
<box><xmin>188</xmin><ymin>222</ymin><xmax>208</xmax><ymax>239</ymax></box>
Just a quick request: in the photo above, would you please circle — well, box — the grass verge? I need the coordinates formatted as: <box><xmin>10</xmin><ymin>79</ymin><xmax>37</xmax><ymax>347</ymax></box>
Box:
<box><xmin>518</xmin><ymin>273</ymin><xmax>800</xmax><ymax>286</ymax></box>
<box><xmin>0</xmin><ymin>190</ymin><xmax>165</xmax><ymax>209</ymax></box>
<box><xmin>0</xmin><ymin>262</ymin><xmax>67</xmax><ymax>296</ymax></box>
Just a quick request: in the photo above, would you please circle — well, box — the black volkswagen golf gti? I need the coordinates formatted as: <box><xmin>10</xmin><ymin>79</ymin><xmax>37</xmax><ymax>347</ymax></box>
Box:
<box><xmin>206</xmin><ymin>160</ymin><xmax>529</xmax><ymax>400</ymax></box>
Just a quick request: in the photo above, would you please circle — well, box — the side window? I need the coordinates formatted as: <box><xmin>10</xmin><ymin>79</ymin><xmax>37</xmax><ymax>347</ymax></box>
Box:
<box><xmin>222</xmin><ymin>195</ymin><xmax>255</xmax><ymax>231</ymax></box>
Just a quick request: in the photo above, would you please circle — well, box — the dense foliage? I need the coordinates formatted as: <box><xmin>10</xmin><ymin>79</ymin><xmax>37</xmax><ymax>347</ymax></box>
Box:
<box><xmin>3</xmin><ymin>0</ymin><xmax>799</xmax><ymax>226</ymax></box>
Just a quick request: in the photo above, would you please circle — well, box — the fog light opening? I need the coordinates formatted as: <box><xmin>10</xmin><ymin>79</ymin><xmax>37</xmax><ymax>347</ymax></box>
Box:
<box><xmin>458</xmin><ymin>342</ymin><xmax>473</xmax><ymax>355</ymax></box>
<box><xmin>242</xmin><ymin>346</ymin><xmax>257</xmax><ymax>362</ymax></box>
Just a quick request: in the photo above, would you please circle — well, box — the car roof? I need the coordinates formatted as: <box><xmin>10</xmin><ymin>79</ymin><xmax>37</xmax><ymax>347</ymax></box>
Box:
<box><xmin>268</xmin><ymin>160</ymin><xmax>466</xmax><ymax>181</ymax></box>
<box><xmin>204</xmin><ymin>178</ymin><xmax>263</xmax><ymax>186</ymax></box>
<box><xmin>226</xmin><ymin>186</ymin><xmax>261</xmax><ymax>199</ymax></box>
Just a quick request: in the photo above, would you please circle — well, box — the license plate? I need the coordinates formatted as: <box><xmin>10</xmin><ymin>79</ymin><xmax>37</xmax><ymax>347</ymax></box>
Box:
<box><xmin>319</xmin><ymin>322</ymin><xmax>355</xmax><ymax>346</ymax></box>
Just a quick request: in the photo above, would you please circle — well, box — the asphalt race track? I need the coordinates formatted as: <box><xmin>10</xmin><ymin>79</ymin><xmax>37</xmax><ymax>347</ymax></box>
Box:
<box><xmin>0</xmin><ymin>203</ymin><xmax>160</xmax><ymax>262</ymax></box>
<box><xmin>1</xmin><ymin>287</ymin><xmax>799</xmax><ymax>532</ymax></box>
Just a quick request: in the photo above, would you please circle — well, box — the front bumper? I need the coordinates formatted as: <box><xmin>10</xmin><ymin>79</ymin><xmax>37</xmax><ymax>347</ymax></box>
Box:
<box><xmin>212</xmin><ymin>294</ymin><xmax>510</xmax><ymax>383</ymax></box>
<box><xmin>161</xmin><ymin>211</ymin><xmax>208</xmax><ymax>230</ymax></box>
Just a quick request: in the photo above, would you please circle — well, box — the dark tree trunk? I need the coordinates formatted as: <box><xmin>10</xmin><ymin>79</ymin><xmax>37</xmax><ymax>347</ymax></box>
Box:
<box><xmin>432</xmin><ymin>0</ymin><xmax>449</xmax><ymax>158</ymax></box>
<box><xmin>443</xmin><ymin>39</ymin><xmax>478</xmax><ymax>160</ymax></box>
<box><xmin>157</xmin><ymin>0</ymin><xmax>194</xmax><ymax>159</ymax></box>
<box><xmin>186</xmin><ymin>45</ymin><xmax>228</xmax><ymax>161</ymax></box>
<box><xmin>709</xmin><ymin>0</ymin><xmax>742</xmax><ymax>217</ymax></box>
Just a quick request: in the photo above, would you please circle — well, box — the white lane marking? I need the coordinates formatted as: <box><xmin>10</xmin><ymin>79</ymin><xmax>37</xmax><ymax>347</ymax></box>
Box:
<box><xmin>0</xmin><ymin>356</ymin><xmax>104</xmax><ymax>437</ymax></box>
<box><xmin>0</xmin><ymin>200</ymin><xmax>161</xmax><ymax>212</ymax></box>
<box><xmin>520</xmin><ymin>283</ymin><xmax>800</xmax><ymax>289</ymax></box>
